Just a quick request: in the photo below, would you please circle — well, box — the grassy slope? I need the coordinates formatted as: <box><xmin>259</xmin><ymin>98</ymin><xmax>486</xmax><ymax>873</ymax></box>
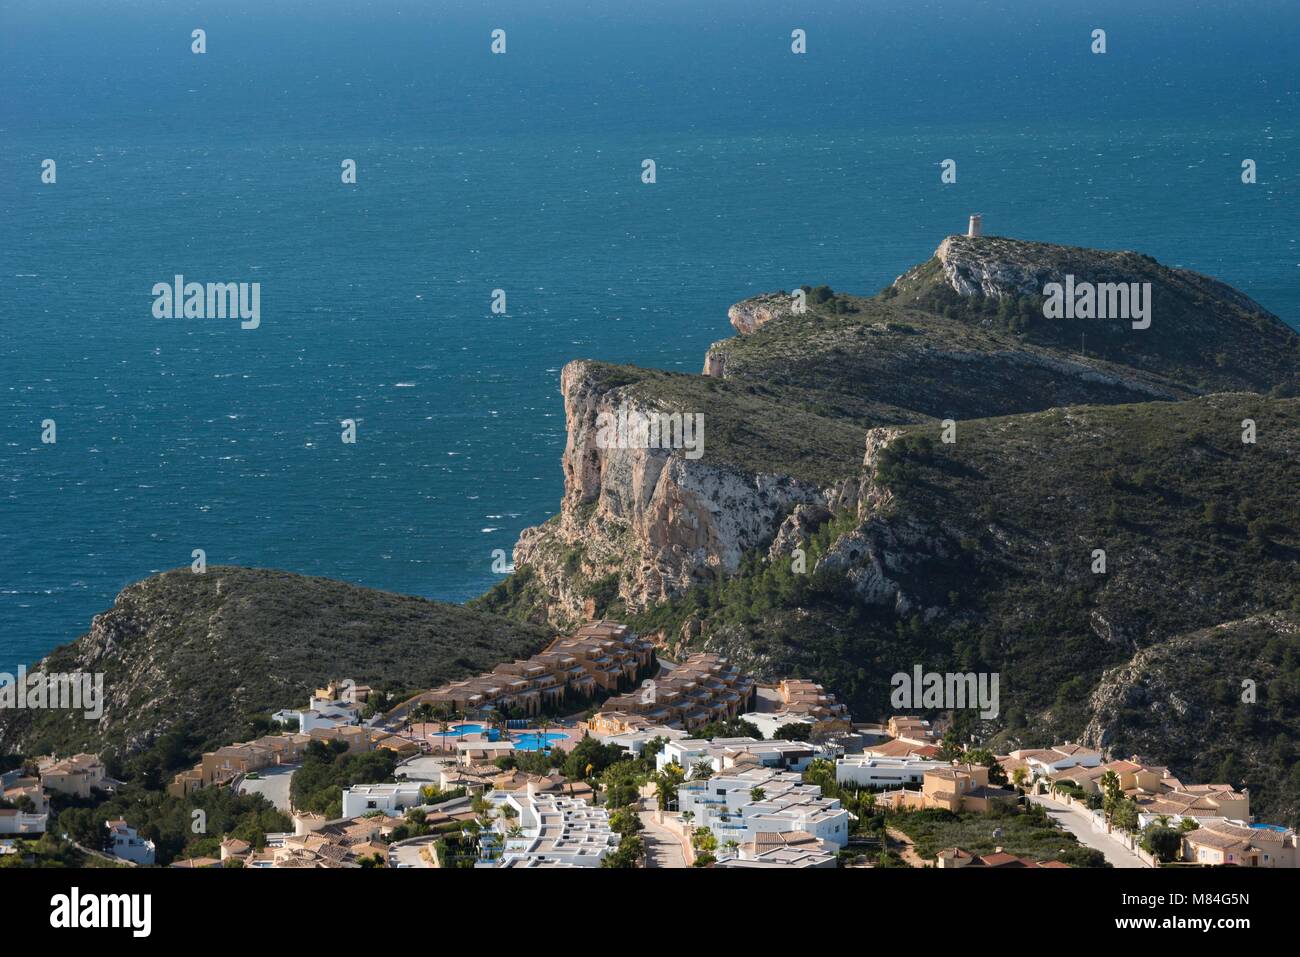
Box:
<box><xmin>710</xmin><ymin>293</ymin><xmax>1199</xmax><ymax>423</ymax></box>
<box><xmin>575</xmin><ymin>361</ymin><xmax>869</xmax><ymax>487</ymax></box>
<box><xmin>0</xmin><ymin>566</ymin><xmax>553</xmax><ymax>759</ymax></box>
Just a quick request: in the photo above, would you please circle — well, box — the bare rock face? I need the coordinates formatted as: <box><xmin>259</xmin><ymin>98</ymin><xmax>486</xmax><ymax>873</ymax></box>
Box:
<box><xmin>511</xmin><ymin>375</ymin><xmax>932</xmax><ymax>629</ymax></box>
<box><xmin>509</xmin><ymin>370</ymin><xmax>941</xmax><ymax>628</ymax></box>
<box><xmin>512</xmin><ymin>360</ymin><xmax>831</xmax><ymax>626</ymax></box>
<box><xmin>816</xmin><ymin>514</ymin><xmax>943</xmax><ymax>614</ymax></box>
<box><xmin>857</xmin><ymin>427</ymin><xmax>903</xmax><ymax>516</ymax></box>
<box><xmin>767</xmin><ymin>503</ymin><xmax>834</xmax><ymax>560</ymax></box>
<box><xmin>933</xmin><ymin>235</ymin><xmax>1051</xmax><ymax>300</ymax></box>
<box><xmin>1082</xmin><ymin>611</ymin><xmax>1299</xmax><ymax>762</ymax></box>
<box><xmin>728</xmin><ymin>293</ymin><xmax>793</xmax><ymax>335</ymax></box>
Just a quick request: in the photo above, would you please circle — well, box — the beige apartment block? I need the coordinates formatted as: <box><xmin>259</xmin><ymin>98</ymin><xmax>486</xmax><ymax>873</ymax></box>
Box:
<box><xmin>396</xmin><ymin>620</ymin><xmax>655</xmax><ymax>720</ymax></box>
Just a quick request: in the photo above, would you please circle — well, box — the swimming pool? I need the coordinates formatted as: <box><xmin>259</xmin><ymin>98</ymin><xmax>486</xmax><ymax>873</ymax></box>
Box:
<box><xmin>512</xmin><ymin>732</ymin><xmax>568</xmax><ymax>751</ymax></box>
<box><xmin>430</xmin><ymin>724</ymin><xmax>499</xmax><ymax>740</ymax></box>
<box><xmin>1249</xmin><ymin>823</ymin><xmax>1289</xmax><ymax>832</ymax></box>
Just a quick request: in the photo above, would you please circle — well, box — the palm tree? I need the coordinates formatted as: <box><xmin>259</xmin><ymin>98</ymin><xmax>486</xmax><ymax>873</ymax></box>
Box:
<box><xmin>431</xmin><ymin>703</ymin><xmax>451</xmax><ymax>742</ymax></box>
<box><xmin>1099</xmin><ymin>770</ymin><xmax>1122</xmax><ymax>830</ymax></box>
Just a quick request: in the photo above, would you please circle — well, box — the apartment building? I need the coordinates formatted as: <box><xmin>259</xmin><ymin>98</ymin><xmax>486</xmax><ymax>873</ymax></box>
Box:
<box><xmin>37</xmin><ymin>753</ymin><xmax>107</xmax><ymax>799</ymax></box>
<box><xmin>888</xmin><ymin>715</ymin><xmax>942</xmax><ymax>744</ymax></box>
<box><xmin>494</xmin><ymin>792</ymin><xmax>619</xmax><ymax>868</ymax></box>
<box><xmin>589</xmin><ymin>716</ymin><xmax>690</xmax><ymax>755</ymax></box>
<box><xmin>105</xmin><ymin>819</ymin><xmax>156</xmax><ymax>865</ymax></box>
<box><xmin>677</xmin><ymin>766</ymin><xmax>850</xmax><ymax>848</ymax></box>
<box><xmin>168</xmin><ymin>726</ymin><xmax>393</xmax><ymax>798</ymax></box>
<box><xmin>656</xmin><ymin>737</ymin><xmax>817</xmax><ymax>776</ymax></box>
<box><xmin>1</xmin><ymin>773</ymin><xmax>49</xmax><ymax>816</ymax></box>
<box><xmin>340</xmin><ymin>782</ymin><xmax>426</xmax><ymax>819</ymax></box>
<box><xmin>1134</xmin><ymin>785</ymin><xmax>1251</xmax><ymax>827</ymax></box>
<box><xmin>1046</xmin><ymin>758</ymin><xmax>1171</xmax><ymax>795</ymax></box>
<box><xmin>1003</xmin><ymin>743</ymin><xmax>1104</xmax><ymax>781</ymax></box>
<box><xmin>936</xmin><ymin>846</ymin><xmax>1071</xmax><ymax>869</ymax></box>
<box><xmin>596</xmin><ymin>652</ymin><xmax>756</xmax><ymax>731</ymax></box>
<box><xmin>397</xmin><ymin>620</ymin><xmax>655</xmax><ymax>719</ymax></box>
<box><xmin>883</xmin><ymin>763</ymin><xmax>1018</xmax><ymax>814</ymax></box>
<box><xmin>714</xmin><ymin>829</ymin><xmax>839</xmax><ymax>869</ymax></box>
<box><xmin>836</xmin><ymin>754</ymin><xmax>950</xmax><ymax>789</ymax></box>
<box><xmin>0</xmin><ymin>808</ymin><xmax>46</xmax><ymax>835</ymax></box>
<box><xmin>1041</xmin><ymin>755</ymin><xmax>1250</xmax><ymax>826</ymax></box>
<box><xmin>741</xmin><ymin>679</ymin><xmax>852</xmax><ymax>739</ymax></box>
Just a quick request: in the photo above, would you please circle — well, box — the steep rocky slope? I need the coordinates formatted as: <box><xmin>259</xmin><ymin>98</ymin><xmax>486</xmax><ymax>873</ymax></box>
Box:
<box><xmin>0</xmin><ymin>567</ymin><xmax>551</xmax><ymax>759</ymax></box>
<box><xmin>1084</xmin><ymin>612</ymin><xmax>1300</xmax><ymax>825</ymax></box>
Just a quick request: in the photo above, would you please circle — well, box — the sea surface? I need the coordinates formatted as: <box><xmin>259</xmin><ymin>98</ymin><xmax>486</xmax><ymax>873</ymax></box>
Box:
<box><xmin>2</xmin><ymin>0</ymin><xmax>1297</xmax><ymax>669</ymax></box>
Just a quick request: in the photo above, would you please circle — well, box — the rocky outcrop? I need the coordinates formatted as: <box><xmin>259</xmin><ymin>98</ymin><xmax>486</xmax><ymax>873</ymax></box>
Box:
<box><xmin>702</xmin><ymin>348</ymin><xmax>727</xmax><ymax>377</ymax></box>
<box><xmin>767</xmin><ymin>503</ymin><xmax>833</xmax><ymax>560</ymax></box>
<box><xmin>816</xmin><ymin>514</ymin><xmax>950</xmax><ymax>614</ymax></box>
<box><xmin>513</xmin><ymin>361</ymin><xmax>834</xmax><ymax>626</ymax></box>
<box><xmin>901</xmin><ymin>234</ymin><xmax>1171</xmax><ymax>302</ymax></box>
<box><xmin>931</xmin><ymin>235</ymin><xmax>1056</xmax><ymax>300</ymax></box>
<box><xmin>728</xmin><ymin>293</ymin><xmax>793</xmax><ymax>335</ymax></box>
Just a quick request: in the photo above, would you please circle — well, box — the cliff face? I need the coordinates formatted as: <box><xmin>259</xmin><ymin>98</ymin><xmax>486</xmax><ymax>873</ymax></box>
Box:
<box><xmin>513</xmin><ymin>360</ymin><xmax>842</xmax><ymax>626</ymax></box>
<box><xmin>727</xmin><ymin>292</ymin><xmax>792</xmax><ymax>335</ymax></box>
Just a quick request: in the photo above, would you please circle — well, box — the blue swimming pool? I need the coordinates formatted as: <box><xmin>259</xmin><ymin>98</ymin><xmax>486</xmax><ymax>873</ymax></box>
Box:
<box><xmin>431</xmin><ymin>724</ymin><xmax>499</xmax><ymax>740</ymax></box>
<box><xmin>513</xmin><ymin>732</ymin><xmax>568</xmax><ymax>751</ymax></box>
<box><xmin>1249</xmin><ymin>823</ymin><xmax>1289</xmax><ymax>832</ymax></box>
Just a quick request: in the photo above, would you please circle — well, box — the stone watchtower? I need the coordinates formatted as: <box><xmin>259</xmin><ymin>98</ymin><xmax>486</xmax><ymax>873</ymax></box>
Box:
<box><xmin>967</xmin><ymin>214</ymin><xmax>983</xmax><ymax>238</ymax></box>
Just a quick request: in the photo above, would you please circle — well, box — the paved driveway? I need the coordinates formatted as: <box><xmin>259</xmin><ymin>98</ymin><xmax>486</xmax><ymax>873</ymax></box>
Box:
<box><xmin>638</xmin><ymin>800</ymin><xmax>688</xmax><ymax>868</ymax></box>
<box><xmin>389</xmin><ymin>836</ymin><xmax>438</xmax><ymax>869</ymax></box>
<box><xmin>238</xmin><ymin>764</ymin><xmax>296</xmax><ymax>814</ymax></box>
<box><xmin>1029</xmin><ymin>793</ymin><xmax>1147</xmax><ymax>868</ymax></box>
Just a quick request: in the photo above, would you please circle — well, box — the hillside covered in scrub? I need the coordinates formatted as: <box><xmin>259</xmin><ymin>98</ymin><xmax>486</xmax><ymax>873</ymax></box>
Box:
<box><xmin>0</xmin><ymin>566</ymin><xmax>552</xmax><ymax>772</ymax></box>
<box><xmin>476</xmin><ymin>233</ymin><xmax>1300</xmax><ymax>823</ymax></box>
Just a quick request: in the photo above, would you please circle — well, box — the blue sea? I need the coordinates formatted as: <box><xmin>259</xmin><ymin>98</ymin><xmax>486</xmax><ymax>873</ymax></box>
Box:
<box><xmin>2</xmin><ymin>0</ymin><xmax>1297</xmax><ymax>670</ymax></box>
